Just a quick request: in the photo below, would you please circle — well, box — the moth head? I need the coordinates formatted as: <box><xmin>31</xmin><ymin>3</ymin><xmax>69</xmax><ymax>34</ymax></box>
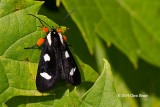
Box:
<box><xmin>51</xmin><ymin>26</ymin><xmax>57</xmax><ymax>33</ymax></box>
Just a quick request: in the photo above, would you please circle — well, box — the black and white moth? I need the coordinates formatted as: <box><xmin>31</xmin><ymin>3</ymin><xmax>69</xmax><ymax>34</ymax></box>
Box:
<box><xmin>25</xmin><ymin>11</ymin><xmax>81</xmax><ymax>92</ymax></box>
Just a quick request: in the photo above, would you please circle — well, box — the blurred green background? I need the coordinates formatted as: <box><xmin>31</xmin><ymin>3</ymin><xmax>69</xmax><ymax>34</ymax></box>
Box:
<box><xmin>38</xmin><ymin>0</ymin><xmax>160</xmax><ymax>106</ymax></box>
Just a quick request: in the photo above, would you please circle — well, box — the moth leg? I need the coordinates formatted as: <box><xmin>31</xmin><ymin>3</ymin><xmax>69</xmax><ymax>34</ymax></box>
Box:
<box><xmin>68</xmin><ymin>44</ymin><xmax>72</xmax><ymax>47</ymax></box>
<box><xmin>24</xmin><ymin>38</ymin><xmax>45</xmax><ymax>49</ymax></box>
<box><xmin>24</xmin><ymin>44</ymin><xmax>38</xmax><ymax>49</ymax></box>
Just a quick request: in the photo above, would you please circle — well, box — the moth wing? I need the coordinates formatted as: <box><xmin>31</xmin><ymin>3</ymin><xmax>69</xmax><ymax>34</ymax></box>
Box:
<box><xmin>61</xmin><ymin>43</ymin><xmax>81</xmax><ymax>85</ymax></box>
<box><xmin>36</xmin><ymin>33</ymin><xmax>61</xmax><ymax>92</ymax></box>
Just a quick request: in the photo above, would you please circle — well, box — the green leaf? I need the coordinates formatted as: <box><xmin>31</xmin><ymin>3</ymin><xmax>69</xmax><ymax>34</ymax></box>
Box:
<box><xmin>0</xmin><ymin>0</ymin><xmax>100</xmax><ymax>106</ymax></box>
<box><xmin>54</xmin><ymin>89</ymin><xmax>81</xmax><ymax>107</ymax></box>
<box><xmin>53</xmin><ymin>90</ymin><xmax>73</xmax><ymax>107</ymax></box>
<box><xmin>75</xmin><ymin>55</ymin><xmax>99</xmax><ymax>83</ymax></box>
<box><xmin>62</xmin><ymin>0</ymin><xmax>160</xmax><ymax>68</ymax></box>
<box><xmin>0</xmin><ymin>0</ymin><xmax>44</xmax><ymax>103</ymax></box>
<box><xmin>81</xmin><ymin>59</ymin><xmax>122</xmax><ymax>107</ymax></box>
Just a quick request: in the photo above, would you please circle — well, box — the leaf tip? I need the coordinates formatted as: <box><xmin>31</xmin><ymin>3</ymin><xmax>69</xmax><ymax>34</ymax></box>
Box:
<box><xmin>103</xmin><ymin>58</ymin><xmax>112</xmax><ymax>77</ymax></box>
<box><xmin>103</xmin><ymin>58</ymin><xmax>111</xmax><ymax>69</ymax></box>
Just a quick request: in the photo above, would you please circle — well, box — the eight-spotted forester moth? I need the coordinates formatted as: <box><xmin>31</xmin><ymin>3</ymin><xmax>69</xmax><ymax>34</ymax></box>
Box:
<box><xmin>24</xmin><ymin>9</ymin><xmax>81</xmax><ymax>92</ymax></box>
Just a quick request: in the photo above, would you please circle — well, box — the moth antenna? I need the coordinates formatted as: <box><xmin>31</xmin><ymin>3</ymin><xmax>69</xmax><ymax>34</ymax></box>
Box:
<box><xmin>28</xmin><ymin>14</ymin><xmax>52</xmax><ymax>29</ymax></box>
<box><xmin>59</xmin><ymin>8</ymin><xmax>77</xmax><ymax>27</ymax></box>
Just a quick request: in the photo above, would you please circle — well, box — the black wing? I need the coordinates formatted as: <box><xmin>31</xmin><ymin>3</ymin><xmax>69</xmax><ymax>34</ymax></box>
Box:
<box><xmin>36</xmin><ymin>31</ymin><xmax>62</xmax><ymax>92</ymax></box>
<box><xmin>36</xmin><ymin>30</ymin><xmax>81</xmax><ymax>92</ymax></box>
<box><xmin>60</xmin><ymin>35</ymin><xmax>81</xmax><ymax>85</ymax></box>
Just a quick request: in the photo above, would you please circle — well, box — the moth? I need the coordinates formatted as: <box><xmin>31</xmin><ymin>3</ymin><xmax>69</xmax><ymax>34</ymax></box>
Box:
<box><xmin>25</xmin><ymin>9</ymin><xmax>81</xmax><ymax>92</ymax></box>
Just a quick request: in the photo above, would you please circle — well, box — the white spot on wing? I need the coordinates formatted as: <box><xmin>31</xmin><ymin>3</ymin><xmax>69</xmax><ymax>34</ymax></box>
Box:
<box><xmin>47</xmin><ymin>32</ymin><xmax>52</xmax><ymax>45</ymax></box>
<box><xmin>44</xmin><ymin>54</ymin><xmax>50</xmax><ymax>61</ymax></box>
<box><xmin>40</xmin><ymin>72</ymin><xmax>51</xmax><ymax>80</ymax></box>
<box><xmin>65</xmin><ymin>51</ymin><xmax>69</xmax><ymax>58</ymax></box>
<box><xmin>58</xmin><ymin>33</ymin><xmax>63</xmax><ymax>44</ymax></box>
<box><xmin>70</xmin><ymin>67</ymin><xmax>76</xmax><ymax>76</ymax></box>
